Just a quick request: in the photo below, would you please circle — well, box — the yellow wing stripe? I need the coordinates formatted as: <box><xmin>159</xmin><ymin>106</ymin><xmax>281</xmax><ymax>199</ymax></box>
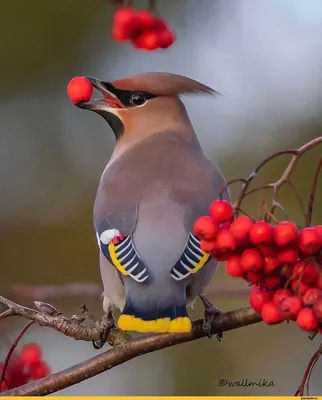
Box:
<box><xmin>109</xmin><ymin>242</ymin><xmax>131</xmax><ymax>276</ymax></box>
<box><xmin>190</xmin><ymin>252</ymin><xmax>210</xmax><ymax>274</ymax></box>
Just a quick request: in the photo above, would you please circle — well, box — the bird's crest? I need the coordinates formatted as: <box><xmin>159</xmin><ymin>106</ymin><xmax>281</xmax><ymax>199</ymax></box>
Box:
<box><xmin>112</xmin><ymin>72</ymin><xmax>218</xmax><ymax>97</ymax></box>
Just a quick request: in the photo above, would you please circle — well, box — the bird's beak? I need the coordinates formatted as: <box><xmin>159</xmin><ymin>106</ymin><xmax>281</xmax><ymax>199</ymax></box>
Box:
<box><xmin>75</xmin><ymin>76</ymin><xmax>126</xmax><ymax>111</ymax></box>
<box><xmin>75</xmin><ymin>76</ymin><xmax>125</xmax><ymax>138</ymax></box>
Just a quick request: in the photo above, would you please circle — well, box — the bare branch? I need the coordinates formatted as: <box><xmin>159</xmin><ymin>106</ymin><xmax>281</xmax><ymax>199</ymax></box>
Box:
<box><xmin>0</xmin><ymin>306</ymin><xmax>260</xmax><ymax>396</ymax></box>
<box><xmin>0</xmin><ymin>296</ymin><xmax>106</xmax><ymax>343</ymax></box>
<box><xmin>233</xmin><ymin>136</ymin><xmax>322</xmax><ymax>214</ymax></box>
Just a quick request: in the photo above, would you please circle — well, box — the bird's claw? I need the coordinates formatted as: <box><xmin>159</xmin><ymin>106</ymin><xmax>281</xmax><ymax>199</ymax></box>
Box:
<box><xmin>92</xmin><ymin>311</ymin><xmax>116</xmax><ymax>350</ymax></box>
<box><xmin>199</xmin><ymin>294</ymin><xmax>224</xmax><ymax>342</ymax></box>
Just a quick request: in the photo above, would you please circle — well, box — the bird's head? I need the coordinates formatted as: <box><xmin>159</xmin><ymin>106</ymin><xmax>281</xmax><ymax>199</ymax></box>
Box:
<box><xmin>76</xmin><ymin>72</ymin><xmax>217</xmax><ymax>141</ymax></box>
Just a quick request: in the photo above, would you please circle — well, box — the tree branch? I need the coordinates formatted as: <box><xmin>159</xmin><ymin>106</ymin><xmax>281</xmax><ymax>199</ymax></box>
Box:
<box><xmin>0</xmin><ymin>302</ymin><xmax>260</xmax><ymax>396</ymax></box>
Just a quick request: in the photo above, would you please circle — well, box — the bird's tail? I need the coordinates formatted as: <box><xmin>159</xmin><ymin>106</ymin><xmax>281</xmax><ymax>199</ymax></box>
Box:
<box><xmin>117</xmin><ymin>287</ymin><xmax>192</xmax><ymax>333</ymax></box>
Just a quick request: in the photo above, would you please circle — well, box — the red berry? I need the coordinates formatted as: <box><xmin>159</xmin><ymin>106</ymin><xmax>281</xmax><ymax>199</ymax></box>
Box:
<box><xmin>211</xmin><ymin>249</ymin><xmax>232</xmax><ymax>261</ymax></box>
<box><xmin>200</xmin><ymin>239</ymin><xmax>216</xmax><ymax>253</ymax></box>
<box><xmin>315</xmin><ymin>225</ymin><xmax>322</xmax><ymax>241</ymax></box>
<box><xmin>249</xmin><ymin>288</ymin><xmax>273</xmax><ymax>312</ymax></box>
<box><xmin>296</xmin><ymin>307</ymin><xmax>318</xmax><ymax>331</ymax></box>
<box><xmin>6</xmin><ymin>357</ymin><xmax>28</xmax><ymax>388</ymax></box>
<box><xmin>276</xmin><ymin>246</ymin><xmax>298</xmax><ymax>264</ymax></box>
<box><xmin>20</xmin><ymin>344</ymin><xmax>42</xmax><ymax>365</ymax></box>
<box><xmin>263</xmin><ymin>257</ymin><xmax>280</xmax><ymax>274</ymax></box>
<box><xmin>225</xmin><ymin>255</ymin><xmax>244</xmax><ymax>277</ymax></box>
<box><xmin>302</xmin><ymin>288</ymin><xmax>322</xmax><ymax>307</ymax></box>
<box><xmin>280</xmin><ymin>264</ymin><xmax>294</xmax><ymax>279</ymax></box>
<box><xmin>245</xmin><ymin>271</ymin><xmax>261</xmax><ymax>284</ymax></box>
<box><xmin>67</xmin><ymin>77</ymin><xmax>93</xmax><ymax>104</ymax></box>
<box><xmin>291</xmin><ymin>280</ymin><xmax>309</xmax><ymax>297</ymax></box>
<box><xmin>113</xmin><ymin>7</ymin><xmax>137</xmax><ymax>27</ymax></box>
<box><xmin>240</xmin><ymin>248</ymin><xmax>263</xmax><ymax>272</ymax></box>
<box><xmin>316</xmin><ymin>274</ymin><xmax>322</xmax><ymax>290</ymax></box>
<box><xmin>278</xmin><ymin>296</ymin><xmax>303</xmax><ymax>320</ymax></box>
<box><xmin>249</xmin><ymin>221</ymin><xmax>274</xmax><ymax>244</ymax></box>
<box><xmin>273</xmin><ymin>288</ymin><xmax>292</xmax><ymax>304</ymax></box>
<box><xmin>158</xmin><ymin>29</ymin><xmax>176</xmax><ymax>48</ymax></box>
<box><xmin>298</xmin><ymin>227</ymin><xmax>322</xmax><ymax>255</ymax></box>
<box><xmin>274</xmin><ymin>221</ymin><xmax>298</xmax><ymax>247</ymax></box>
<box><xmin>262</xmin><ymin>275</ymin><xmax>283</xmax><ymax>290</ymax></box>
<box><xmin>261</xmin><ymin>301</ymin><xmax>282</xmax><ymax>325</ymax></box>
<box><xmin>257</xmin><ymin>243</ymin><xmax>276</xmax><ymax>258</ymax></box>
<box><xmin>153</xmin><ymin>18</ymin><xmax>168</xmax><ymax>31</ymax></box>
<box><xmin>136</xmin><ymin>10</ymin><xmax>155</xmax><ymax>30</ymax></box>
<box><xmin>193</xmin><ymin>216</ymin><xmax>218</xmax><ymax>240</ymax></box>
<box><xmin>229</xmin><ymin>216</ymin><xmax>254</xmax><ymax>242</ymax></box>
<box><xmin>209</xmin><ymin>200</ymin><xmax>233</xmax><ymax>223</ymax></box>
<box><xmin>30</xmin><ymin>362</ymin><xmax>50</xmax><ymax>380</ymax></box>
<box><xmin>294</xmin><ymin>260</ymin><xmax>319</xmax><ymax>286</ymax></box>
<box><xmin>112</xmin><ymin>25</ymin><xmax>130</xmax><ymax>41</ymax></box>
<box><xmin>214</xmin><ymin>229</ymin><xmax>237</xmax><ymax>253</ymax></box>
<box><xmin>139</xmin><ymin>31</ymin><xmax>161</xmax><ymax>50</ymax></box>
<box><xmin>313</xmin><ymin>297</ymin><xmax>322</xmax><ymax>320</ymax></box>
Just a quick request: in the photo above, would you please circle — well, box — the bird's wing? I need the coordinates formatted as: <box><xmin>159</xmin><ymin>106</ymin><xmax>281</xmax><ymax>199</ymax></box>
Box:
<box><xmin>170</xmin><ymin>154</ymin><xmax>230</xmax><ymax>281</ymax></box>
<box><xmin>94</xmin><ymin>161</ymin><xmax>149</xmax><ymax>284</ymax></box>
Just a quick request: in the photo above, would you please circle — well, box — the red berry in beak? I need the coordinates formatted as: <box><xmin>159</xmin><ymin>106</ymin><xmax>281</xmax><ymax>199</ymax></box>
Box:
<box><xmin>67</xmin><ymin>77</ymin><xmax>93</xmax><ymax>104</ymax></box>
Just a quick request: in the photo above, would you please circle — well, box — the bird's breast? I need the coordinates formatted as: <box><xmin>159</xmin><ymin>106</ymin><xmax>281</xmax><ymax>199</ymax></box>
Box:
<box><xmin>132</xmin><ymin>190</ymin><xmax>188</xmax><ymax>276</ymax></box>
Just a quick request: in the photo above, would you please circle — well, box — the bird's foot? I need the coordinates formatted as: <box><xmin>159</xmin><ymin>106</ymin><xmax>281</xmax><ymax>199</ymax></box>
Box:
<box><xmin>92</xmin><ymin>310</ymin><xmax>116</xmax><ymax>350</ymax></box>
<box><xmin>199</xmin><ymin>294</ymin><xmax>224</xmax><ymax>342</ymax></box>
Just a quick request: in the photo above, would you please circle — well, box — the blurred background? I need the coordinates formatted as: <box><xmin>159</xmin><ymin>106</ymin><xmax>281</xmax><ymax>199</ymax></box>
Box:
<box><xmin>1</xmin><ymin>0</ymin><xmax>322</xmax><ymax>395</ymax></box>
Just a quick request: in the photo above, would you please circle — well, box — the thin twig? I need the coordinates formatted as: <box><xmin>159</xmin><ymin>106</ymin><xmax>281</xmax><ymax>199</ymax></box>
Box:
<box><xmin>295</xmin><ymin>342</ymin><xmax>322</xmax><ymax>396</ymax></box>
<box><xmin>234</xmin><ymin>136</ymin><xmax>322</xmax><ymax>213</ymax></box>
<box><xmin>0</xmin><ymin>309</ymin><xmax>14</xmax><ymax>321</ymax></box>
<box><xmin>0</xmin><ymin>321</ymin><xmax>34</xmax><ymax>391</ymax></box>
<box><xmin>287</xmin><ymin>180</ymin><xmax>307</xmax><ymax>223</ymax></box>
<box><xmin>306</xmin><ymin>156</ymin><xmax>322</xmax><ymax>227</ymax></box>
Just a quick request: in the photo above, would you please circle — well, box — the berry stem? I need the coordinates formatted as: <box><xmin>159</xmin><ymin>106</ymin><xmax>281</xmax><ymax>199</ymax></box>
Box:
<box><xmin>148</xmin><ymin>0</ymin><xmax>156</xmax><ymax>11</ymax></box>
<box><xmin>295</xmin><ymin>342</ymin><xmax>322</xmax><ymax>396</ymax></box>
<box><xmin>287</xmin><ymin>180</ymin><xmax>307</xmax><ymax>224</ymax></box>
<box><xmin>0</xmin><ymin>321</ymin><xmax>34</xmax><ymax>391</ymax></box>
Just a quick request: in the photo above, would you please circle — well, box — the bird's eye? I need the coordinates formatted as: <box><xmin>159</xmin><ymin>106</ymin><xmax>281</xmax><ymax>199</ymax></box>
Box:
<box><xmin>129</xmin><ymin>93</ymin><xmax>146</xmax><ymax>106</ymax></box>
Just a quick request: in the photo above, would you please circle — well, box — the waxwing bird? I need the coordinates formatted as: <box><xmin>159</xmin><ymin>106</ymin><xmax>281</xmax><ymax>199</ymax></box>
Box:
<box><xmin>75</xmin><ymin>72</ymin><xmax>230</xmax><ymax>338</ymax></box>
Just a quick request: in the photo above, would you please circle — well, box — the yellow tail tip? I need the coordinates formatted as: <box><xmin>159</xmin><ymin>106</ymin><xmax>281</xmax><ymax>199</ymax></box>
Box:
<box><xmin>117</xmin><ymin>315</ymin><xmax>192</xmax><ymax>333</ymax></box>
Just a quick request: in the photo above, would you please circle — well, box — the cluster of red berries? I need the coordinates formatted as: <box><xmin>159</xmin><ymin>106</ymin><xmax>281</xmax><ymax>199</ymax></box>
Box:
<box><xmin>0</xmin><ymin>344</ymin><xmax>50</xmax><ymax>392</ymax></box>
<box><xmin>194</xmin><ymin>200</ymin><xmax>322</xmax><ymax>333</ymax></box>
<box><xmin>112</xmin><ymin>7</ymin><xmax>176</xmax><ymax>51</ymax></box>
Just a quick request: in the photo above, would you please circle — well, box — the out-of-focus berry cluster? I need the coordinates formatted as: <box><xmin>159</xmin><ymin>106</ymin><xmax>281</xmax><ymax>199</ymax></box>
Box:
<box><xmin>0</xmin><ymin>344</ymin><xmax>50</xmax><ymax>392</ymax></box>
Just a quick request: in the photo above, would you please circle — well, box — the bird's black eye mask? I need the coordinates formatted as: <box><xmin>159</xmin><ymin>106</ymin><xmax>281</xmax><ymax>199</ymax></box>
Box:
<box><xmin>100</xmin><ymin>81</ymin><xmax>157</xmax><ymax>108</ymax></box>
